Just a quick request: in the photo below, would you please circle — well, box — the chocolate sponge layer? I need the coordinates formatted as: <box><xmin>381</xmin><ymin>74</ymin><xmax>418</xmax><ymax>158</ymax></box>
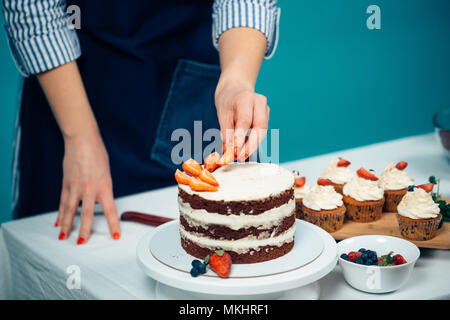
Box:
<box><xmin>181</xmin><ymin>237</ymin><xmax>295</xmax><ymax>264</ymax></box>
<box><xmin>180</xmin><ymin>213</ymin><xmax>295</xmax><ymax>241</ymax></box>
<box><xmin>178</xmin><ymin>187</ymin><xmax>294</xmax><ymax>215</ymax></box>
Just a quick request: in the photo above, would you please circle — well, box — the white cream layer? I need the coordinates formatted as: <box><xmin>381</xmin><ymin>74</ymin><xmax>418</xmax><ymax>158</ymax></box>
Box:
<box><xmin>180</xmin><ymin>224</ymin><xmax>296</xmax><ymax>254</ymax></box>
<box><xmin>397</xmin><ymin>187</ymin><xmax>440</xmax><ymax>219</ymax></box>
<box><xmin>178</xmin><ymin>162</ymin><xmax>294</xmax><ymax>201</ymax></box>
<box><xmin>378</xmin><ymin>162</ymin><xmax>414</xmax><ymax>191</ymax></box>
<box><xmin>179</xmin><ymin>197</ymin><xmax>295</xmax><ymax>230</ymax></box>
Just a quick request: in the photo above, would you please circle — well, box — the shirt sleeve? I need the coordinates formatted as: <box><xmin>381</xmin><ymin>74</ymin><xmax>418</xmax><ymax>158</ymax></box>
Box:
<box><xmin>2</xmin><ymin>0</ymin><xmax>81</xmax><ymax>77</ymax></box>
<box><xmin>212</xmin><ymin>0</ymin><xmax>280</xmax><ymax>59</ymax></box>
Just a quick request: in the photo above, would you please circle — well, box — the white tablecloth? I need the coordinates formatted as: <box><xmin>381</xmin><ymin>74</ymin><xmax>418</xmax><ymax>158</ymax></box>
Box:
<box><xmin>1</xmin><ymin>133</ymin><xmax>449</xmax><ymax>299</ymax></box>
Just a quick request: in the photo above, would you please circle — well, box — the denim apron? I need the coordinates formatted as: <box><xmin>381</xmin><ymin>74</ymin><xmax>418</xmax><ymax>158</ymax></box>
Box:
<box><xmin>13</xmin><ymin>0</ymin><xmax>220</xmax><ymax>218</ymax></box>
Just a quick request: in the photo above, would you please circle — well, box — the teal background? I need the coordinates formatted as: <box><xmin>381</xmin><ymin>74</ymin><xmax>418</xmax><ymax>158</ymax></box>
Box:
<box><xmin>0</xmin><ymin>1</ymin><xmax>449</xmax><ymax>224</ymax></box>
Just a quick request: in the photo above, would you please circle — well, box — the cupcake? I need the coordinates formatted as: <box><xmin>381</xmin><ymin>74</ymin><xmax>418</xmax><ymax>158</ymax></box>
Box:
<box><xmin>342</xmin><ymin>168</ymin><xmax>385</xmax><ymax>222</ymax></box>
<box><xmin>378</xmin><ymin>161</ymin><xmax>414</xmax><ymax>212</ymax></box>
<box><xmin>292</xmin><ymin>171</ymin><xmax>310</xmax><ymax>219</ymax></box>
<box><xmin>396</xmin><ymin>184</ymin><xmax>442</xmax><ymax>241</ymax></box>
<box><xmin>301</xmin><ymin>183</ymin><xmax>346</xmax><ymax>233</ymax></box>
<box><xmin>321</xmin><ymin>158</ymin><xmax>354</xmax><ymax>194</ymax></box>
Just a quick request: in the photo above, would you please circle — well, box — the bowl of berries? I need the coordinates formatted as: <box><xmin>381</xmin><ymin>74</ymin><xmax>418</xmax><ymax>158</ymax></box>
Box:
<box><xmin>337</xmin><ymin>235</ymin><xmax>420</xmax><ymax>293</ymax></box>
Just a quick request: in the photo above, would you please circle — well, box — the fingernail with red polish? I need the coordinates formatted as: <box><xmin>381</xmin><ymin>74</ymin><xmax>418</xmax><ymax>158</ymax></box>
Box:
<box><xmin>58</xmin><ymin>232</ymin><xmax>66</xmax><ymax>240</ymax></box>
<box><xmin>113</xmin><ymin>232</ymin><xmax>120</xmax><ymax>240</ymax></box>
<box><xmin>222</xmin><ymin>142</ymin><xmax>226</xmax><ymax>153</ymax></box>
<box><xmin>54</xmin><ymin>220</ymin><xmax>59</xmax><ymax>227</ymax></box>
<box><xmin>77</xmin><ymin>237</ymin><xmax>86</xmax><ymax>245</ymax></box>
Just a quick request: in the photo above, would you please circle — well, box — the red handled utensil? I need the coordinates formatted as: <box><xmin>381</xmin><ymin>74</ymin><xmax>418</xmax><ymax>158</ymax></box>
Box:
<box><xmin>120</xmin><ymin>211</ymin><xmax>174</xmax><ymax>227</ymax></box>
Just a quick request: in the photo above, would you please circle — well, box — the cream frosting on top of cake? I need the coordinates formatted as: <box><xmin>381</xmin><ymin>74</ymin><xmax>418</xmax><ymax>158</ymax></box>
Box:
<box><xmin>322</xmin><ymin>158</ymin><xmax>354</xmax><ymax>185</ymax></box>
<box><xmin>302</xmin><ymin>185</ymin><xmax>343</xmax><ymax>211</ymax></box>
<box><xmin>378</xmin><ymin>162</ymin><xmax>414</xmax><ymax>191</ymax></box>
<box><xmin>343</xmin><ymin>176</ymin><xmax>384</xmax><ymax>201</ymax></box>
<box><xmin>294</xmin><ymin>185</ymin><xmax>310</xmax><ymax>199</ymax></box>
<box><xmin>397</xmin><ymin>187</ymin><xmax>440</xmax><ymax>219</ymax></box>
<box><xmin>178</xmin><ymin>162</ymin><xmax>294</xmax><ymax>201</ymax></box>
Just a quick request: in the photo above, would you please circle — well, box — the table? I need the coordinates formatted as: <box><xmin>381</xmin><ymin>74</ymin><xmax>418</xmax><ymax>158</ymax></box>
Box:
<box><xmin>1</xmin><ymin>133</ymin><xmax>449</xmax><ymax>300</ymax></box>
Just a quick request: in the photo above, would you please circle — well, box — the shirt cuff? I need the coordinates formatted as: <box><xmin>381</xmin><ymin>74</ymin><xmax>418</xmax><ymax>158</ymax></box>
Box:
<box><xmin>5</xmin><ymin>25</ymin><xmax>81</xmax><ymax>77</ymax></box>
<box><xmin>212</xmin><ymin>0</ymin><xmax>281</xmax><ymax>59</ymax></box>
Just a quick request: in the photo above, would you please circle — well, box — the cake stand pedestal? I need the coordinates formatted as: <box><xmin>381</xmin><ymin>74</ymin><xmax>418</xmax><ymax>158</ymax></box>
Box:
<box><xmin>136</xmin><ymin>220</ymin><xmax>338</xmax><ymax>300</ymax></box>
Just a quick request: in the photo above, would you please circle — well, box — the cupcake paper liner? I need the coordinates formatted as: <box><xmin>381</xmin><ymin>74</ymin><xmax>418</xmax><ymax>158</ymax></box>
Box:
<box><xmin>383</xmin><ymin>188</ymin><xmax>407</xmax><ymax>213</ymax></box>
<box><xmin>295</xmin><ymin>198</ymin><xmax>304</xmax><ymax>219</ymax></box>
<box><xmin>343</xmin><ymin>196</ymin><xmax>384</xmax><ymax>223</ymax></box>
<box><xmin>302</xmin><ymin>204</ymin><xmax>346</xmax><ymax>233</ymax></box>
<box><xmin>396</xmin><ymin>213</ymin><xmax>442</xmax><ymax>241</ymax></box>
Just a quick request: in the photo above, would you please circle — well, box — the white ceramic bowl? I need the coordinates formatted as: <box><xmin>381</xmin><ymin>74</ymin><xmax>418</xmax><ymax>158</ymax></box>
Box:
<box><xmin>337</xmin><ymin>235</ymin><xmax>420</xmax><ymax>293</ymax></box>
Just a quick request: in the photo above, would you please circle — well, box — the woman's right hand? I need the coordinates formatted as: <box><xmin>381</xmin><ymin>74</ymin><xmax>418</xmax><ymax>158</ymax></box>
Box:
<box><xmin>56</xmin><ymin>131</ymin><xmax>120</xmax><ymax>244</ymax></box>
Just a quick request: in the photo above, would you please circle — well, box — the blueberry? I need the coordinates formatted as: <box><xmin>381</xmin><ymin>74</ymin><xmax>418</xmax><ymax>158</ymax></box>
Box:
<box><xmin>197</xmin><ymin>263</ymin><xmax>207</xmax><ymax>274</ymax></box>
<box><xmin>361</xmin><ymin>253</ymin><xmax>368</xmax><ymax>260</ymax></box>
<box><xmin>190</xmin><ymin>267</ymin><xmax>199</xmax><ymax>277</ymax></box>
<box><xmin>358</xmin><ymin>248</ymin><xmax>367</xmax><ymax>253</ymax></box>
<box><xmin>191</xmin><ymin>259</ymin><xmax>203</xmax><ymax>269</ymax></box>
<box><xmin>340</xmin><ymin>253</ymin><xmax>349</xmax><ymax>261</ymax></box>
<box><xmin>354</xmin><ymin>258</ymin><xmax>363</xmax><ymax>264</ymax></box>
<box><xmin>408</xmin><ymin>185</ymin><xmax>415</xmax><ymax>192</ymax></box>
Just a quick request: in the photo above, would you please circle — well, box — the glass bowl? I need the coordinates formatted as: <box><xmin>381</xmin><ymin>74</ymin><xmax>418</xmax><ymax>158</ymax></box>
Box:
<box><xmin>433</xmin><ymin>108</ymin><xmax>450</xmax><ymax>160</ymax></box>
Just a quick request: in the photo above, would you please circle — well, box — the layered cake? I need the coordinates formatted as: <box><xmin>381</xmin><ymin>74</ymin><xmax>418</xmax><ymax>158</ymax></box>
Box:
<box><xmin>177</xmin><ymin>162</ymin><xmax>296</xmax><ymax>264</ymax></box>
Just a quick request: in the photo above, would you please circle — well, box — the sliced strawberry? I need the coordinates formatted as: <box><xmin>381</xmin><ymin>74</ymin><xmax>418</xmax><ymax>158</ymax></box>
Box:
<box><xmin>337</xmin><ymin>158</ymin><xmax>351</xmax><ymax>167</ymax></box>
<box><xmin>317</xmin><ymin>178</ymin><xmax>335</xmax><ymax>186</ymax></box>
<box><xmin>204</xmin><ymin>152</ymin><xmax>221</xmax><ymax>172</ymax></box>
<box><xmin>174</xmin><ymin>169</ymin><xmax>191</xmax><ymax>185</ymax></box>
<box><xmin>356</xmin><ymin>168</ymin><xmax>378</xmax><ymax>181</ymax></box>
<box><xmin>394</xmin><ymin>254</ymin><xmax>407</xmax><ymax>265</ymax></box>
<box><xmin>182</xmin><ymin>158</ymin><xmax>202</xmax><ymax>177</ymax></box>
<box><xmin>295</xmin><ymin>176</ymin><xmax>306</xmax><ymax>188</ymax></box>
<box><xmin>416</xmin><ymin>183</ymin><xmax>433</xmax><ymax>193</ymax></box>
<box><xmin>217</xmin><ymin>149</ymin><xmax>234</xmax><ymax>166</ymax></box>
<box><xmin>395</xmin><ymin>161</ymin><xmax>408</xmax><ymax>170</ymax></box>
<box><xmin>189</xmin><ymin>178</ymin><xmax>218</xmax><ymax>192</ymax></box>
<box><xmin>199</xmin><ymin>169</ymin><xmax>219</xmax><ymax>187</ymax></box>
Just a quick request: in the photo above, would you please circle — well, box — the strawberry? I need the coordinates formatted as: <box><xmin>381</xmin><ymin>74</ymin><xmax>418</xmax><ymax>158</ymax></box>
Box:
<box><xmin>205</xmin><ymin>250</ymin><xmax>232</xmax><ymax>278</ymax></box>
<box><xmin>174</xmin><ymin>169</ymin><xmax>191</xmax><ymax>185</ymax></box>
<box><xmin>204</xmin><ymin>152</ymin><xmax>221</xmax><ymax>172</ymax></box>
<box><xmin>317</xmin><ymin>178</ymin><xmax>335</xmax><ymax>186</ymax></box>
<box><xmin>217</xmin><ymin>149</ymin><xmax>234</xmax><ymax>166</ymax></box>
<box><xmin>337</xmin><ymin>158</ymin><xmax>351</xmax><ymax>167</ymax></box>
<box><xmin>182</xmin><ymin>158</ymin><xmax>202</xmax><ymax>177</ymax></box>
<box><xmin>356</xmin><ymin>168</ymin><xmax>378</xmax><ymax>181</ymax></box>
<box><xmin>199</xmin><ymin>169</ymin><xmax>219</xmax><ymax>187</ymax></box>
<box><xmin>395</xmin><ymin>161</ymin><xmax>408</xmax><ymax>170</ymax></box>
<box><xmin>295</xmin><ymin>176</ymin><xmax>306</xmax><ymax>188</ymax></box>
<box><xmin>189</xmin><ymin>178</ymin><xmax>218</xmax><ymax>192</ymax></box>
<box><xmin>394</xmin><ymin>254</ymin><xmax>407</xmax><ymax>265</ymax></box>
<box><xmin>416</xmin><ymin>183</ymin><xmax>433</xmax><ymax>193</ymax></box>
<box><xmin>347</xmin><ymin>251</ymin><xmax>362</xmax><ymax>262</ymax></box>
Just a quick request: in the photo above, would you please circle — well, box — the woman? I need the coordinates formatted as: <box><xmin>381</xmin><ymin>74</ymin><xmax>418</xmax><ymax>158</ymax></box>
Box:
<box><xmin>2</xmin><ymin>0</ymin><xmax>279</xmax><ymax>244</ymax></box>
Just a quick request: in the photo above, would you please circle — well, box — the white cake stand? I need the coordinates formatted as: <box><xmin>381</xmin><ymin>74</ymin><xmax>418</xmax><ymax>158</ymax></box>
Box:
<box><xmin>136</xmin><ymin>219</ymin><xmax>338</xmax><ymax>300</ymax></box>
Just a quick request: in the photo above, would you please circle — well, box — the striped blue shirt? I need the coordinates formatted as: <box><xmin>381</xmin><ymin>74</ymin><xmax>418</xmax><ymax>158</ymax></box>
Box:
<box><xmin>2</xmin><ymin>0</ymin><xmax>280</xmax><ymax>77</ymax></box>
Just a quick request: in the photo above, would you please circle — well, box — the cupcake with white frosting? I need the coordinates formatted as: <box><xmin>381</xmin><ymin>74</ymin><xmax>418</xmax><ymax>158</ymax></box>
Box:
<box><xmin>396</xmin><ymin>185</ymin><xmax>442</xmax><ymax>241</ymax></box>
<box><xmin>378</xmin><ymin>161</ymin><xmax>414</xmax><ymax>212</ymax></box>
<box><xmin>292</xmin><ymin>171</ymin><xmax>310</xmax><ymax>219</ymax></box>
<box><xmin>301</xmin><ymin>183</ymin><xmax>346</xmax><ymax>233</ymax></box>
<box><xmin>343</xmin><ymin>168</ymin><xmax>385</xmax><ymax>222</ymax></box>
<box><xmin>322</xmin><ymin>158</ymin><xmax>354</xmax><ymax>194</ymax></box>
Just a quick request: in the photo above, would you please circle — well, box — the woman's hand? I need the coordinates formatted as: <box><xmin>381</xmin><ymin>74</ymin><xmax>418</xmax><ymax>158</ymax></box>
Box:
<box><xmin>215</xmin><ymin>80</ymin><xmax>270</xmax><ymax>161</ymax></box>
<box><xmin>215</xmin><ymin>27</ymin><xmax>269</xmax><ymax>161</ymax></box>
<box><xmin>56</xmin><ymin>131</ymin><xmax>120</xmax><ymax>244</ymax></box>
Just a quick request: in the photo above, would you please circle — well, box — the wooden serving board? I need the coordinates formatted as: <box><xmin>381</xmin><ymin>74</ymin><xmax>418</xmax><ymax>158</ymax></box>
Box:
<box><xmin>330</xmin><ymin>198</ymin><xmax>450</xmax><ymax>250</ymax></box>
